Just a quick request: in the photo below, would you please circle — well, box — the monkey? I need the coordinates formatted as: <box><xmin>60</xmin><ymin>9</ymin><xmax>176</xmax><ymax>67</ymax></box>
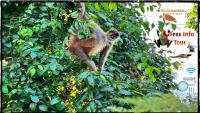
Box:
<box><xmin>67</xmin><ymin>3</ymin><xmax>120</xmax><ymax>72</ymax></box>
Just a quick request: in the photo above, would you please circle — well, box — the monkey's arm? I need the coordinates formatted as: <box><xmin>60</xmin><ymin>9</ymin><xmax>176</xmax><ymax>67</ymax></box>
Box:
<box><xmin>99</xmin><ymin>45</ymin><xmax>113</xmax><ymax>71</ymax></box>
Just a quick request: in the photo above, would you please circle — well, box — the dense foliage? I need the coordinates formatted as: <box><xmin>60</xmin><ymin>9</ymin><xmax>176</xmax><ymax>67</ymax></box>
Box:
<box><xmin>186</xmin><ymin>3</ymin><xmax>198</xmax><ymax>31</ymax></box>
<box><xmin>2</xmin><ymin>2</ymin><xmax>180</xmax><ymax>112</ymax></box>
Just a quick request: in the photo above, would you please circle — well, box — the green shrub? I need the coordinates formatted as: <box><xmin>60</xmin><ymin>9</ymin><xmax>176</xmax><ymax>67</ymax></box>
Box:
<box><xmin>2</xmin><ymin>2</ymin><xmax>180</xmax><ymax>112</ymax></box>
<box><xmin>108</xmin><ymin>94</ymin><xmax>197</xmax><ymax>112</ymax></box>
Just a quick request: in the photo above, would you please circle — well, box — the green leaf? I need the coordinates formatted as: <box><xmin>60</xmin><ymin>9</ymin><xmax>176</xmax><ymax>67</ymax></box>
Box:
<box><xmin>145</xmin><ymin>66</ymin><xmax>152</xmax><ymax>75</ymax></box>
<box><xmin>127</xmin><ymin>24</ymin><xmax>135</xmax><ymax>33</ymax></box>
<box><xmin>3</xmin><ymin>85</ymin><xmax>9</xmax><ymax>94</ymax></box>
<box><xmin>28</xmin><ymin>42</ymin><xmax>34</xmax><ymax>46</ymax></box>
<box><xmin>117</xmin><ymin>37</ymin><xmax>123</xmax><ymax>43</ymax></box>
<box><xmin>76</xmin><ymin>91</ymin><xmax>88</xmax><ymax>104</ymax></box>
<box><xmin>77</xmin><ymin>71</ymin><xmax>90</xmax><ymax>82</ymax></box>
<box><xmin>85</xmin><ymin>105</ymin><xmax>92</xmax><ymax>112</ymax></box>
<box><xmin>150</xmin><ymin>6</ymin><xmax>154</xmax><ymax>12</ymax></box>
<box><xmin>88</xmin><ymin>21</ymin><xmax>98</xmax><ymax>28</ymax></box>
<box><xmin>145</xmin><ymin>66</ymin><xmax>156</xmax><ymax>82</ymax></box>
<box><xmin>4</xmin><ymin>43</ymin><xmax>12</xmax><ymax>48</ymax></box>
<box><xmin>99</xmin><ymin>74</ymin><xmax>109</xmax><ymax>83</ymax></box>
<box><xmin>50</xmin><ymin>97</ymin><xmax>60</xmax><ymax>105</ymax></box>
<box><xmin>119</xmin><ymin>89</ymin><xmax>132</xmax><ymax>95</ymax></box>
<box><xmin>139</xmin><ymin>3</ymin><xmax>145</xmax><ymax>13</ymax></box>
<box><xmin>143</xmin><ymin>21</ymin><xmax>150</xmax><ymax>31</ymax></box>
<box><xmin>102</xmin><ymin>3</ymin><xmax>109</xmax><ymax>10</ymax></box>
<box><xmin>95</xmin><ymin>100</ymin><xmax>102</xmax><ymax>107</ymax></box>
<box><xmin>56</xmin><ymin>102</ymin><xmax>65</xmax><ymax>111</ymax></box>
<box><xmin>134</xmin><ymin>28</ymin><xmax>142</xmax><ymax>37</ymax></box>
<box><xmin>18</xmin><ymin>28</ymin><xmax>33</xmax><ymax>37</ymax></box>
<box><xmin>41</xmin><ymin>23</ymin><xmax>49</xmax><ymax>29</ymax></box>
<box><xmin>25</xmin><ymin>10</ymin><xmax>32</xmax><ymax>14</ymax></box>
<box><xmin>89</xmin><ymin>101</ymin><xmax>96</xmax><ymax>112</ymax></box>
<box><xmin>105</xmin><ymin>22</ymin><xmax>114</xmax><ymax>27</ymax></box>
<box><xmin>153</xmin><ymin>67</ymin><xmax>161</xmax><ymax>74</ymax></box>
<box><xmin>31</xmin><ymin>46</ymin><xmax>43</xmax><ymax>51</ymax></box>
<box><xmin>10</xmin><ymin>89</ymin><xmax>17</xmax><ymax>95</ymax></box>
<box><xmin>30</xmin><ymin>95</ymin><xmax>39</xmax><ymax>103</ymax></box>
<box><xmin>149</xmin><ymin>73</ymin><xmax>156</xmax><ymax>82</ymax></box>
<box><xmin>70</xmin><ymin>11</ymin><xmax>78</xmax><ymax>18</ymax></box>
<box><xmin>94</xmin><ymin>3</ymin><xmax>101</xmax><ymax>11</ymax></box>
<box><xmin>87</xmin><ymin>76</ymin><xmax>95</xmax><ymax>87</ymax></box>
<box><xmin>30</xmin><ymin>103</ymin><xmax>37</xmax><ymax>111</ymax></box>
<box><xmin>137</xmin><ymin>63</ymin><xmax>144</xmax><ymax>70</ymax></box>
<box><xmin>158</xmin><ymin>21</ymin><xmax>164</xmax><ymax>31</ymax></box>
<box><xmin>21</xmin><ymin>49</ymin><xmax>31</xmax><ymax>57</ymax></box>
<box><xmin>100</xmin><ymin>86</ymin><xmax>114</xmax><ymax>92</ymax></box>
<box><xmin>49</xmin><ymin>21</ymin><xmax>62</xmax><ymax>29</ymax></box>
<box><xmin>30</xmin><ymin>52</ymin><xmax>37</xmax><ymax>59</ymax></box>
<box><xmin>98</xmin><ymin>12</ymin><xmax>107</xmax><ymax>21</ymax></box>
<box><xmin>119</xmin><ymin>22</ymin><xmax>126</xmax><ymax>29</ymax></box>
<box><xmin>147</xmin><ymin>7</ymin><xmax>149</xmax><ymax>11</ymax></box>
<box><xmin>33</xmin><ymin>25</ymin><xmax>40</xmax><ymax>32</ymax></box>
<box><xmin>45</xmin><ymin>3</ymin><xmax>54</xmax><ymax>8</ymax></box>
<box><xmin>109</xmin><ymin>3</ymin><xmax>116</xmax><ymax>10</ymax></box>
<box><xmin>141</xmin><ymin>57</ymin><xmax>148</xmax><ymax>64</ymax></box>
<box><xmin>39</xmin><ymin>104</ymin><xmax>48</xmax><ymax>111</ymax></box>
<box><xmin>40</xmin><ymin>6</ymin><xmax>48</xmax><ymax>11</ymax></box>
<box><xmin>38</xmin><ymin>65</ymin><xmax>43</xmax><ymax>70</ymax></box>
<box><xmin>28</xmin><ymin>4</ymin><xmax>35</xmax><ymax>10</ymax></box>
<box><xmin>50</xmin><ymin>63</ymin><xmax>57</xmax><ymax>71</ymax></box>
<box><xmin>3</xmin><ymin>77</ymin><xmax>8</xmax><ymax>83</ymax></box>
<box><xmin>160</xmin><ymin>35</ymin><xmax>165</xmax><ymax>45</ymax></box>
<box><xmin>171</xmin><ymin>24</ymin><xmax>176</xmax><ymax>30</ymax></box>
<box><xmin>30</xmin><ymin>68</ymin><xmax>36</xmax><ymax>76</ymax></box>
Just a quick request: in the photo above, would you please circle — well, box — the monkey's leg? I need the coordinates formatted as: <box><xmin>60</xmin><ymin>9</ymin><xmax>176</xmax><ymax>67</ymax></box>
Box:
<box><xmin>84</xmin><ymin>60</ymin><xmax>97</xmax><ymax>71</ymax></box>
<box><xmin>72</xmin><ymin>47</ymin><xmax>97</xmax><ymax>71</ymax></box>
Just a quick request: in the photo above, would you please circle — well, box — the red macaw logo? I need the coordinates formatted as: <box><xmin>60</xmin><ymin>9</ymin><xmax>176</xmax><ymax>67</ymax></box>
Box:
<box><xmin>154</xmin><ymin>30</ymin><xmax>173</xmax><ymax>48</ymax></box>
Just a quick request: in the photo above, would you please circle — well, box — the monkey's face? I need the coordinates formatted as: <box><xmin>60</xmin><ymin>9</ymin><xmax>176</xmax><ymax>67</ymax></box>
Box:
<box><xmin>107</xmin><ymin>30</ymin><xmax>120</xmax><ymax>40</ymax></box>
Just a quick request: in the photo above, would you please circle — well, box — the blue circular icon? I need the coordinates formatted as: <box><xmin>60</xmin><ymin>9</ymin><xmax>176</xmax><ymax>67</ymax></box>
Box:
<box><xmin>178</xmin><ymin>81</ymin><xmax>188</xmax><ymax>92</ymax></box>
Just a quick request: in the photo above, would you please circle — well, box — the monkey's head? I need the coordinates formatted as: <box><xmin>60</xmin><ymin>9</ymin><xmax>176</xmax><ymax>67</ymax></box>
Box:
<box><xmin>106</xmin><ymin>30</ymin><xmax>120</xmax><ymax>40</ymax></box>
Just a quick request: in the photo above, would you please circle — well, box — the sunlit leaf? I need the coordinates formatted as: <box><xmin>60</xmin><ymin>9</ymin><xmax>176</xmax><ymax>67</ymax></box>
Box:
<box><xmin>38</xmin><ymin>65</ymin><xmax>43</xmax><ymax>70</ymax></box>
<box><xmin>56</xmin><ymin>102</ymin><xmax>65</xmax><ymax>111</ymax></box>
<box><xmin>119</xmin><ymin>89</ymin><xmax>132</xmax><ymax>95</ymax></box>
<box><xmin>30</xmin><ymin>95</ymin><xmax>39</xmax><ymax>103</ymax></box>
<box><xmin>94</xmin><ymin>3</ymin><xmax>101</xmax><ymax>11</ymax></box>
<box><xmin>39</xmin><ymin>104</ymin><xmax>48</xmax><ymax>111</ymax></box>
<box><xmin>30</xmin><ymin>103</ymin><xmax>37</xmax><ymax>111</ymax></box>
<box><xmin>70</xmin><ymin>11</ymin><xmax>78</xmax><ymax>18</ymax></box>
<box><xmin>30</xmin><ymin>68</ymin><xmax>36</xmax><ymax>76</ymax></box>
<box><xmin>50</xmin><ymin>97</ymin><xmax>60</xmax><ymax>105</ymax></box>
<box><xmin>109</xmin><ymin>3</ymin><xmax>117</xmax><ymax>10</ymax></box>
<box><xmin>3</xmin><ymin>85</ymin><xmax>8</xmax><ymax>94</ymax></box>
<box><xmin>98</xmin><ymin>12</ymin><xmax>107</xmax><ymax>21</ymax></box>
<box><xmin>30</xmin><ymin>52</ymin><xmax>37</xmax><ymax>59</ymax></box>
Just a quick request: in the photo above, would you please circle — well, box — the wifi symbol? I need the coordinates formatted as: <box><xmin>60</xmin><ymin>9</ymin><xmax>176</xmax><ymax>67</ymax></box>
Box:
<box><xmin>186</xmin><ymin>67</ymin><xmax>196</xmax><ymax>75</ymax></box>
